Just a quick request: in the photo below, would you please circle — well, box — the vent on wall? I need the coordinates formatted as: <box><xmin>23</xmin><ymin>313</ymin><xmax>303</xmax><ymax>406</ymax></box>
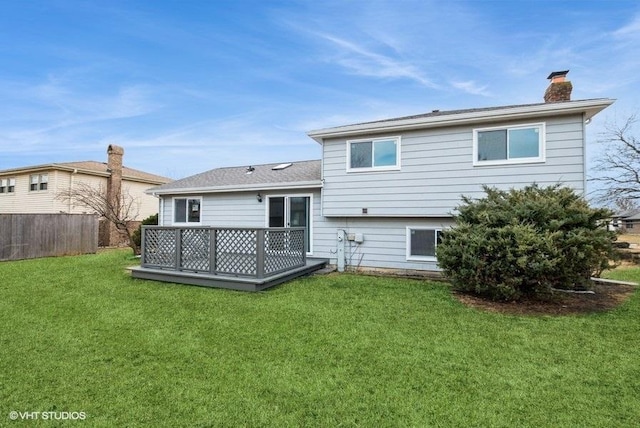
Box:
<box><xmin>272</xmin><ymin>163</ymin><xmax>292</xmax><ymax>170</ymax></box>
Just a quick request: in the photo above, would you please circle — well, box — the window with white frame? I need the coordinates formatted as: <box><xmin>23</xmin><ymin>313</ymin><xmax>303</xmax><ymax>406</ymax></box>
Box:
<box><xmin>474</xmin><ymin>123</ymin><xmax>545</xmax><ymax>165</ymax></box>
<box><xmin>347</xmin><ymin>136</ymin><xmax>400</xmax><ymax>171</ymax></box>
<box><xmin>0</xmin><ymin>177</ymin><xmax>15</xmax><ymax>194</ymax></box>
<box><xmin>406</xmin><ymin>227</ymin><xmax>442</xmax><ymax>261</ymax></box>
<box><xmin>173</xmin><ymin>197</ymin><xmax>202</xmax><ymax>224</ymax></box>
<box><xmin>29</xmin><ymin>174</ymin><xmax>48</xmax><ymax>191</ymax></box>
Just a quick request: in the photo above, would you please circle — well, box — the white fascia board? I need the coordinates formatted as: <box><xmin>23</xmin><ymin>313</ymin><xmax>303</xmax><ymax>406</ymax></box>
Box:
<box><xmin>0</xmin><ymin>163</ymin><xmax>168</xmax><ymax>186</ymax></box>
<box><xmin>0</xmin><ymin>164</ymin><xmax>110</xmax><ymax>178</ymax></box>
<box><xmin>147</xmin><ymin>180</ymin><xmax>323</xmax><ymax>196</ymax></box>
<box><xmin>307</xmin><ymin>99</ymin><xmax>615</xmax><ymax>143</ymax></box>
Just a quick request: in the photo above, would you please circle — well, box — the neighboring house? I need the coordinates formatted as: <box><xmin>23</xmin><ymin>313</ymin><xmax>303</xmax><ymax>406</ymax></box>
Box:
<box><xmin>612</xmin><ymin>209</ymin><xmax>640</xmax><ymax>234</ymax></box>
<box><xmin>0</xmin><ymin>145</ymin><xmax>172</xmax><ymax>245</ymax></box>
<box><xmin>148</xmin><ymin>71</ymin><xmax>614</xmax><ymax>273</ymax></box>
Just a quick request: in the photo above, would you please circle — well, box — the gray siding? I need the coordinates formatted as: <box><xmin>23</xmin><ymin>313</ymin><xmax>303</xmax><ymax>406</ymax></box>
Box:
<box><xmin>161</xmin><ymin>192</ymin><xmax>267</xmax><ymax>227</ymax></box>
<box><xmin>159</xmin><ymin>189</ymin><xmax>323</xmax><ymax>254</ymax></box>
<box><xmin>153</xmin><ymin>114</ymin><xmax>587</xmax><ymax>273</ymax></box>
<box><xmin>158</xmin><ymin>190</ymin><xmax>452</xmax><ymax>271</ymax></box>
<box><xmin>313</xmin><ymin>217</ymin><xmax>454</xmax><ymax>271</ymax></box>
<box><xmin>322</xmin><ymin>115</ymin><xmax>585</xmax><ymax>217</ymax></box>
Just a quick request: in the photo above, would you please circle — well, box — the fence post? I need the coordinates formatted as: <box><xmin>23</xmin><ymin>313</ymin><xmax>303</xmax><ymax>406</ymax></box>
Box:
<box><xmin>256</xmin><ymin>229</ymin><xmax>265</xmax><ymax>279</ymax></box>
<box><xmin>209</xmin><ymin>228</ymin><xmax>217</xmax><ymax>275</ymax></box>
<box><xmin>301</xmin><ymin>229</ymin><xmax>306</xmax><ymax>266</ymax></box>
<box><xmin>140</xmin><ymin>226</ymin><xmax>147</xmax><ymax>267</ymax></box>
<box><xmin>175</xmin><ymin>228</ymin><xmax>182</xmax><ymax>270</ymax></box>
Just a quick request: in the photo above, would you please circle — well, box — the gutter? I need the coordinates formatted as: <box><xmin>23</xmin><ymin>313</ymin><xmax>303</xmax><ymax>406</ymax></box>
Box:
<box><xmin>147</xmin><ymin>180</ymin><xmax>323</xmax><ymax>196</ymax></box>
<box><xmin>307</xmin><ymin>98</ymin><xmax>615</xmax><ymax>143</ymax></box>
<box><xmin>0</xmin><ymin>164</ymin><xmax>169</xmax><ymax>186</ymax></box>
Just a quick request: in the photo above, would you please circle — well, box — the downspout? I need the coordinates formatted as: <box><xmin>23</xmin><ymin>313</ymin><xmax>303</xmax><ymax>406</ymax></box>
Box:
<box><xmin>157</xmin><ymin>193</ymin><xmax>164</xmax><ymax>225</ymax></box>
<box><xmin>582</xmin><ymin>112</ymin><xmax>588</xmax><ymax>198</ymax></box>
<box><xmin>69</xmin><ymin>168</ymin><xmax>78</xmax><ymax>212</ymax></box>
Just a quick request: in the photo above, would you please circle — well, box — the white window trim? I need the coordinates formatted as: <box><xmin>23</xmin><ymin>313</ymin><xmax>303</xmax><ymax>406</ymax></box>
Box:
<box><xmin>29</xmin><ymin>173</ymin><xmax>49</xmax><ymax>192</ymax></box>
<box><xmin>0</xmin><ymin>177</ymin><xmax>14</xmax><ymax>194</ymax></box>
<box><xmin>171</xmin><ymin>196</ymin><xmax>203</xmax><ymax>225</ymax></box>
<box><xmin>264</xmin><ymin>193</ymin><xmax>314</xmax><ymax>256</ymax></box>
<box><xmin>346</xmin><ymin>136</ymin><xmax>401</xmax><ymax>172</ymax></box>
<box><xmin>406</xmin><ymin>226</ymin><xmax>441</xmax><ymax>262</ymax></box>
<box><xmin>473</xmin><ymin>122</ymin><xmax>546</xmax><ymax>166</ymax></box>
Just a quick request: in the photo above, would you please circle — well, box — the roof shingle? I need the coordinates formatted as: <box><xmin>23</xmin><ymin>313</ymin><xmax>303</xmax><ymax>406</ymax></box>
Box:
<box><xmin>152</xmin><ymin>160</ymin><xmax>321</xmax><ymax>194</ymax></box>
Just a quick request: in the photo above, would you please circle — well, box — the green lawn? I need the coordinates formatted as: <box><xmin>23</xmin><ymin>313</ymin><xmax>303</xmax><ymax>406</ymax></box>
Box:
<box><xmin>1</xmin><ymin>250</ymin><xmax>639</xmax><ymax>427</ymax></box>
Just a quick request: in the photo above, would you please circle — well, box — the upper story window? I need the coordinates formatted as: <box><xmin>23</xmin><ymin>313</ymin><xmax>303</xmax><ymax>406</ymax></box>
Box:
<box><xmin>29</xmin><ymin>174</ymin><xmax>48</xmax><ymax>191</ymax></box>
<box><xmin>473</xmin><ymin>123</ymin><xmax>545</xmax><ymax>166</ymax></box>
<box><xmin>347</xmin><ymin>136</ymin><xmax>400</xmax><ymax>172</ymax></box>
<box><xmin>0</xmin><ymin>177</ymin><xmax>15</xmax><ymax>194</ymax></box>
<box><xmin>173</xmin><ymin>197</ymin><xmax>202</xmax><ymax>224</ymax></box>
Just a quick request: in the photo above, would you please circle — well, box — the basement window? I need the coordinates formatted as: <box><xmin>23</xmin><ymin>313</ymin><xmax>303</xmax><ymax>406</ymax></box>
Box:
<box><xmin>406</xmin><ymin>227</ymin><xmax>442</xmax><ymax>261</ymax></box>
<box><xmin>474</xmin><ymin>123</ymin><xmax>545</xmax><ymax>166</ymax></box>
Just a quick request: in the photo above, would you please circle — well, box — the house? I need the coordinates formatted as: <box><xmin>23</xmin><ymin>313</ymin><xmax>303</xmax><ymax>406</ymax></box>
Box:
<box><xmin>0</xmin><ymin>145</ymin><xmax>172</xmax><ymax>246</ymax></box>
<box><xmin>137</xmin><ymin>71</ymin><xmax>614</xmax><ymax>288</ymax></box>
<box><xmin>612</xmin><ymin>209</ymin><xmax>640</xmax><ymax>234</ymax></box>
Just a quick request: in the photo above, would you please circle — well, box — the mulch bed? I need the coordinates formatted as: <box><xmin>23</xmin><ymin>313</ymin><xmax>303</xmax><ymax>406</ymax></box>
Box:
<box><xmin>453</xmin><ymin>282</ymin><xmax>636</xmax><ymax>316</ymax></box>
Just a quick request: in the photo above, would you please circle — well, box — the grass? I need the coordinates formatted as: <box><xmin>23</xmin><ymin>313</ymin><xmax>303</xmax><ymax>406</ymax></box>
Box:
<box><xmin>1</xmin><ymin>250</ymin><xmax>639</xmax><ymax>427</ymax></box>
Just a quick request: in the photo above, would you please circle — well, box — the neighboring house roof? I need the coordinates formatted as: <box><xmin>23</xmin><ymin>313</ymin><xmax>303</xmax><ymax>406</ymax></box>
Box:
<box><xmin>616</xmin><ymin>209</ymin><xmax>640</xmax><ymax>221</ymax></box>
<box><xmin>0</xmin><ymin>161</ymin><xmax>171</xmax><ymax>185</ymax></box>
<box><xmin>307</xmin><ymin>98</ymin><xmax>615</xmax><ymax>142</ymax></box>
<box><xmin>150</xmin><ymin>160</ymin><xmax>321</xmax><ymax>196</ymax></box>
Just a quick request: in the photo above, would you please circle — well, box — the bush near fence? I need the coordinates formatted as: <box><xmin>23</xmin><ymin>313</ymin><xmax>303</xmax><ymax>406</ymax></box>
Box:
<box><xmin>0</xmin><ymin>214</ymin><xmax>98</xmax><ymax>261</ymax></box>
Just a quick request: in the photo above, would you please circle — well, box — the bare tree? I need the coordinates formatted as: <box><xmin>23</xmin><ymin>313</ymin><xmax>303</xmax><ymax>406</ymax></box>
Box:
<box><xmin>590</xmin><ymin>114</ymin><xmax>640</xmax><ymax>206</ymax></box>
<box><xmin>56</xmin><ymin>182</ymin><xmax>141</xmax><ymax>254</ymax></box>
<box><xmin>614</xmin><ymin>197</ymin><xmax>639</xmax><ymax>212</ymax></box>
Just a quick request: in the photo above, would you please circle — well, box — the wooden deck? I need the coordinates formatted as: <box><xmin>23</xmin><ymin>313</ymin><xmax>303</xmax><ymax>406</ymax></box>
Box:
<box><xmin>130</xmin><ymin>258</ymin><xmax>328</xmax><ymax>292</ymax></box>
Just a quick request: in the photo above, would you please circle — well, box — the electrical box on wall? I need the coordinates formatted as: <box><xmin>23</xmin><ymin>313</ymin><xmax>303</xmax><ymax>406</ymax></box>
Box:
<box><xmin>347</xmin><ymin>233</ymin><xmax>365</xmax><ymax>243</ymax></box>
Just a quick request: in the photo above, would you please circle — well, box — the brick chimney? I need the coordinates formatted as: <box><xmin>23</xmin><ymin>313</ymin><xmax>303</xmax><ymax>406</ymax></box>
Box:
<box><xmin>105</xmin><ymin>144</ymin><xmax>124</xmax><ymax>246</ymax></box>
<box><xmin>544</xmin><ymin>70</ymin><xmax>572</xmax><ymax>103</ymax></box>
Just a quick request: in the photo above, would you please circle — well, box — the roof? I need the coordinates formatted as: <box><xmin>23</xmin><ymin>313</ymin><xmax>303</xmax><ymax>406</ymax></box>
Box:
<box><xmin>616</xmin><ymin>209</ymin><xmax>640</xmax><ymax>220</ymax></box>
<box><xmin>150</xmin><ymin>160</ymin><xmax>321</xmax><ymax>195</ymax></box>
<box><xmin>626</xmin><ymin>212</ymin><xmax>640</xmax><ymax>221</ymax></box>
<box><xmin>0</xmin><ymin>161</ymin><xmax>171</xmax><ymax>185</ymax></box>
<box><xmin>307</xmin><ymin>98</ymin><xmax>615</xmax><ymax>142</ymax></box>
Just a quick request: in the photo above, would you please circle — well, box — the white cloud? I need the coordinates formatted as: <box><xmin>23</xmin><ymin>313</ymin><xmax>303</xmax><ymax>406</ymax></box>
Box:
<box><xmin>309</xmin><ymin>31</ymin><xmax>439</xmax><ymax>89</ymax></box>
<box><xmin>613</xmin><ymin>14</ymin><xmax>640</xmax><ymax>38</ymax></box>
<box><xmin>450</xmin><ymin>80</ymin><xmax>492</xmax><ymax>97</ymax></box>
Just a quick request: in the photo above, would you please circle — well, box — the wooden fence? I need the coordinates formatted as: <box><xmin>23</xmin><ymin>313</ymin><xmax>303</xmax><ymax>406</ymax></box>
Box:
<box><xmin>0</xmin><ymin>214</ymin><xmax>98</xmax><ymax>262</ymax></box>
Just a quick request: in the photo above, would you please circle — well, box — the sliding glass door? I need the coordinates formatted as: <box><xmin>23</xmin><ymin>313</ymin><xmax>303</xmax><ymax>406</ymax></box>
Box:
<box><xmin>267</xmin><ymin>195</ymin><xmax>311</xmax><ymax>253</ymax></box>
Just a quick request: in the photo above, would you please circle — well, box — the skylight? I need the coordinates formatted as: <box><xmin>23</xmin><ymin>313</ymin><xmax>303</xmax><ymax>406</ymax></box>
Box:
<box><xmin>272</xmin><ymin>163</ymin><xmax>292</xmax><ymax>170</ymax></box>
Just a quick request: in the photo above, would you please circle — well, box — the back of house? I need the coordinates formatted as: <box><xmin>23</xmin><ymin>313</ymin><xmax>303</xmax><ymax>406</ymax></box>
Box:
<box><xmin>150</xmin><ymin>71</ymin><xmax>614</xmax><ymax>274</ymax></box>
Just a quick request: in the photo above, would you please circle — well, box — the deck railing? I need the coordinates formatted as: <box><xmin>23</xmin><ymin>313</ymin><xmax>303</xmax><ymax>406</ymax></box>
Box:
<box><xmin>141</xmin><ymin>226</ymin><xmax>306</xmax><ymax>279</ymax></box>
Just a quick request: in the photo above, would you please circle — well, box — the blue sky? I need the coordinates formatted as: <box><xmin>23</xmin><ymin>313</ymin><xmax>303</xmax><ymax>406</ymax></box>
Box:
<box><xmin>1</xmin><ymin>0</ymin><xmax>639</xmax><ymax>181</ymax></box>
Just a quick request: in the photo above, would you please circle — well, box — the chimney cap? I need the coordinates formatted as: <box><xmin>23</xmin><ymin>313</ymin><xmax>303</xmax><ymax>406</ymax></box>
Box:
<box><xmin>547</xmin><ymin>70</ymin><xmax>569</xmax><ymax>80</ymax></box>
<box><xmin>107</xmin><ymin>144</ymin><xmax>124</xmax><ymax>155</ymax></box>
